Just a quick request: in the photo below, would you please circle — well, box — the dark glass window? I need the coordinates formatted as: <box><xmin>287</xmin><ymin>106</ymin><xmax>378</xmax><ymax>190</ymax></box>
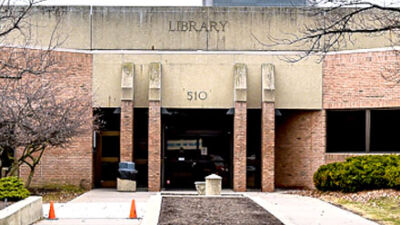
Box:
<box><xmin>371</xmin><ymin>110</ymin><xmax>400</xmax><ymax>152</ymax></box>
<box><xmin>247</xmin><ymin>109</ymin><xmax>261</xmax><ymax>189</ymax></box>
<box><xmin>134</xmin><ymin>108</ymin><xmax>148</xmax><ymax>188</ymax></box>
<box><xmin>327</xmin><ymin>110</ymin><xmax>365</xmax><ymax>152</ymax></box>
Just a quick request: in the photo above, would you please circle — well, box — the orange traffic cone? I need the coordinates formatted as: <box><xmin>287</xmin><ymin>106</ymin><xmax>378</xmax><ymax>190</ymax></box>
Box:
<box><xmin>48</xmin><ymin>201</ymin><xmax>56</xmax><ymax>220</ymax></box>
<box><xmin>129</xmin><ymin>199</ymin><xmax>137</xmax><ymax>219</ymax></box>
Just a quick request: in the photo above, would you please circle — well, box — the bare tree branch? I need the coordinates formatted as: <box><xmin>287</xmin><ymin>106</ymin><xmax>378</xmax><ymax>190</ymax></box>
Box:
<box><xmin>0</xmin><ymin>75</ymin><xmax>94</xmax><ymax>187</ymax></box>
<box><xmin>0</xmin><ymin>2</ymin><xmax>92</xmax><ymax>186</ymax></box>
<box><xmin>254</xmin><ymin>1</ymin><xmax>400</xmax><ymax>62</ymax></box>
<box><xmin>0</xmin><ymin>0</ymin><xmax>65</xmax><ymax>79</ymax></box>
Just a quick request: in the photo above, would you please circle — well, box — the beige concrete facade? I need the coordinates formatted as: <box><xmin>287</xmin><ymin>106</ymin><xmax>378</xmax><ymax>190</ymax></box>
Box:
<box><xmin>22</xmin><ymin>6</ymin><xmax>393</xmax><ymax>110</ymax></box>
<box><xmin>92</xmin><ymin>53</ymin><xmax>322</xmax><ymax>109</ymax></box>
<box><xmin>25</xmin><ymin>7</ymin><xmax>91</xmax><ymax>49</ymax></box>
<box><xmin>24</xmin><ymin>7</ymin><xmax>395</xmax><ymax>51</ymax></box>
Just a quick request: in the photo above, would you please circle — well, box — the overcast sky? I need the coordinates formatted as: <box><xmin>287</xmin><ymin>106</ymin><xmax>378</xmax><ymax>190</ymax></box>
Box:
<box><xmin>13</xmin><ymin>0</ymin><xmax>203</xmax><ymax>6</ymax></box>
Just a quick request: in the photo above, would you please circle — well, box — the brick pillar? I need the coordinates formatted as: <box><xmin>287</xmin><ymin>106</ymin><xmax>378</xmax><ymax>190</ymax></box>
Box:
<box><xmin>120</xmin><ymin>101</ymin><xmax>134</xmax><ymax>161</ymax></box>
<box><xmin>233</xmin><ymin>64</ymin><xmax>247</xmax><ymax>192</ymax></box>
<box><xmin>148</xmin><ymin>101</ymin><xmax>161</xmax><ymax>191</ymax></box>
<box><xmin>234</xmin><ymin>102</ymin><xmax>247</xmax><ymax>192</ymax></box>
<box><xmin>262</xmin><ymin>102</ymin><xmax>274</xmax><ymax>191</ymax></box>
<box><xmin>261</xmin><ymin>64</ymin><xmax>275</xmax><ymax>192</ymax></box>
<box><xmin>312</xmin><ymin>110</ymin><xmax>326</xmax><ymax>182</ymax></box>
<box><xmin>120</xmin><ymin>63</ymin><xmax>135</xmax><ymax>162</ymax></box>
<box><xmin>148</xmin><ymin>63</ymin><xmax>162</xmax><ymax>191</ymax></box>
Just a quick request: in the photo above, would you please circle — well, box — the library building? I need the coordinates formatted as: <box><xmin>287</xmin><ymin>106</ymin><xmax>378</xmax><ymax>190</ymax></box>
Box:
<box><xmin>18</xmin><ymin>5</ymin><xmax>400</xmax><ymax>192</ymax></box>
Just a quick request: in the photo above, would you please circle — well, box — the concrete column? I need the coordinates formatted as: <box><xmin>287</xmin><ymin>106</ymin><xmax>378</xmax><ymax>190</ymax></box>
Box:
<box><xmin>233</xmin><ymin>63</ymin><xmax>247</xmax><ymax>192</ymax></box>
<box><xmin>261</xmin><ymin>64</ymin><xmax>275</xmax><ymax>192</ymax></box>
<box><xmin>120</xmin><ymin>63</ymin><xmax>135</xmax><ymax>162</ymax></box>
<box><xmin>148</xmin><ymin>63</ymin><xmax>162</xmax><ymax>191</ymax></box>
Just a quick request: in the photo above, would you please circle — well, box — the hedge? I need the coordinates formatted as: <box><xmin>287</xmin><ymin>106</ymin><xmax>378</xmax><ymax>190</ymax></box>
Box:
<box><xmin>313</xmin><ymin>155</ymin><xmax>400</xmax><ymax>192</ymax></box>
<box><xmin>0</xmin><ymin>176</ymin><xmax>30</xmax><ymax>201</ymax></box>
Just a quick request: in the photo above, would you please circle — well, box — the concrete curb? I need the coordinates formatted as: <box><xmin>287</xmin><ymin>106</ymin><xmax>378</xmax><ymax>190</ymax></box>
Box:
<box><xmin>244</xmin><ymin>193</ymin><xmax>296</xmax><ymax>225</ymax></box>
<box><xmin>143</xmin><ymin>193</ymin><xmax>295</xmax><ymax>225</ymax></box>
<box><xmin>141</xmin><ymin>193</ymin><xmax>162</xmax><ymax>225</ymax></box>
<box><xmin>0</xmin><ymin>196</ymin><xmax>42</xmax><ymax>225</ymax></box>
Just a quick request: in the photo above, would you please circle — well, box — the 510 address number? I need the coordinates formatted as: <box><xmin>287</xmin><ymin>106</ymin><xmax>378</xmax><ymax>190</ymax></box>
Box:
<box><xmin>186</xmin><ymin>91</ymin><xmax>208</xmax><ymax>101</ymax></box>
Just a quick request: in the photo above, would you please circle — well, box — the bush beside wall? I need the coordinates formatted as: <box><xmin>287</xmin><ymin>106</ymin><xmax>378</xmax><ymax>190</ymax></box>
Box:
<box><xmin>0</xmin><ymin>177</ymin><xmax>30</xmax><ymax>201</ymax></box>
<box><xmin>314</xmin><ymin>155</ymin><xmax>400</xmax><ymax>192</ymax></box>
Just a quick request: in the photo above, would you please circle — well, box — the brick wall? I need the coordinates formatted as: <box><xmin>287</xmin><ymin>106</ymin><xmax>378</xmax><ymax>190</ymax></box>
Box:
<box><xmin>148</xmin><ymin>101</ymin><xmax>161</xmax><ymax>191</ymax></box>
<box><xmin>323</xmin><ymin>50</ymin><xmax>400</xmax><ymax>165</ymax></box>
<box><xmin>261</xmin><ymin>102</ymin><xmax>275</xmax><ymax>192</ymax></box>
<box><xmin>18</xmin><ymin>51</ymin><xmax>93</xmax><ymax>189</ymax></box>
<box><xmin>233</xmin><ymin>102</ymin><xmax>247</xmax><ymax>192</ymax></box>
<box><xmin>120</xmin><ymin>101</ymin><xmax>134</xmax><ymax>162</ymax></box>
<box><xmin>275</xmin><ymin>110</ymin><xmax>325</xmax><ymax>189</ymax></box>
<box><xmin>323</xmin><ymin>51</ymin><xmax>400</xmax><ymax>109</ymax></box>
<box><xmin>274</xmin><ymin>50</ymin><xmax>400</xmax><ymax>189</ymax></box>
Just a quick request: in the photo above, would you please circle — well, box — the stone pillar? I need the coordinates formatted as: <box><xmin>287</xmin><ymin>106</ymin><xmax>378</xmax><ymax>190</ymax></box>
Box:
<box><xmin>261</xmin><ymin>64</ymin><xmax>275</xmax><ymax>192</ymax></box>
<box><xmin>205</xmin><ymin>174</ymin><xmax>222</xmax><ymax>196</ymax></box>
<box><xmin>120</xmin><ymin>63</ymin><xmax>135</xmax><ymax>162</ymax></box>
<box><xmin>148</xmin><ymin>63</ymin><xmax>162</xmax><ymax>191</ymax></box>
<box><xmin>233</xmin><ymin>63</ymin><xmax>247</xmax><ymax>192</ymax></box>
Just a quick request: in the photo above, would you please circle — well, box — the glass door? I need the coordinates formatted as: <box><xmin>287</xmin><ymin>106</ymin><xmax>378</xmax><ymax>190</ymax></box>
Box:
<box><xmin>95</xmin><ymin>131</ymin><xmax>120</xmax><ymax>187</ymax></box>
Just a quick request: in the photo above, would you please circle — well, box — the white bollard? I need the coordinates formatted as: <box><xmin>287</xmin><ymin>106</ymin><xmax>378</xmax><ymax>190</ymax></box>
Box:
<box><xmin>205</xmin><ymin>174</ymin><xmax>222</xmax><ymax>196</ymax></box>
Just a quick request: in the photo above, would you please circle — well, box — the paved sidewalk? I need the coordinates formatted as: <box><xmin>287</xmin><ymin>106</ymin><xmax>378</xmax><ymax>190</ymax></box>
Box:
<box><xmin>247</xmin><ymin>192</ymin><xmax>378</xmax><ymax>225</ymax></box>
<box><xmin>36</xmin><ymin>189</ymin><xmax>380</xmax><ymax>225</ymax></box>
<box><xmin>36</xmin><ymin>189</ymin><xmax>156</xmax><ymax>225</ymax></box>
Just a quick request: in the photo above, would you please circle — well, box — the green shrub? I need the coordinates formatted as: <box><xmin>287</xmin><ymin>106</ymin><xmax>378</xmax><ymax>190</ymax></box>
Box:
<box><xmin>384</xmin><ymin>166</ymin><xmax>400</xmax><ymax>188</ymax></box>
<box><xmin>313</xmin><ymin>155</ymin><xmax>400</xmax><ymax>192</ymax></box>
<box><xmin>0</xmin><ymin>176</ymin><xmax>30</xmax><ymax>201</ymax></box>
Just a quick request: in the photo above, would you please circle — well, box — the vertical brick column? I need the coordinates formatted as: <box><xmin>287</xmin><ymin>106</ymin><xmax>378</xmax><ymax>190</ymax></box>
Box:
<box><xmin>233</xmin><ymin>64</ymin><xmax>247</xmax><ymax>192</ymax></box>
<box><xmin>261</xmin><ymin>64</ymin><xmax>275</xmax><ymax>192</ymax></box>
<box><xmin>148</xmin><ymin>63</ymin><xmax>162</xmax><ymax>191</ymax></box>
<box><xmin>120</xmin><ymin>101</ymin><xmax>134</xmax><ymax>161</ymax></box>
<box><xmin>312</xmin><ymin>110</ymin><xmax>326</xmax><ymax>181</ymax></box>
<box><xmin>120</xmin><ymin>63</ymin><xmax>135</xmax><ymax>162</ymax></box>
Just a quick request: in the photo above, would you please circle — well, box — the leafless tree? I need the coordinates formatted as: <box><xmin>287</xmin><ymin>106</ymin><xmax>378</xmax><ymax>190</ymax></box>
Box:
<box><xmin>0</xmin><ymin>75</ymin><xmax>92</xmax><ymax>187</ymax></box>
<box><xmin>251</xmin><ymin>0</ymin><xmax>400</xmax><ymax>83</ymax></box>
<box><xmin>0</xmin><ymin>1</ymin><xmax>82</xmax><ymax>187</ymax></box>
<box><xmin>0</xmin><ymin>0</ymin><xmax>62</xmax><ymax>79</ymax></box>
<box><xmin>255</xmin><ymin>0</ymin><xmax>400</xmax><ymax>60</ymax></box>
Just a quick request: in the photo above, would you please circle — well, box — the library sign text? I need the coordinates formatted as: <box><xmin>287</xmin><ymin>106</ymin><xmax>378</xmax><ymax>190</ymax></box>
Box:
<box><xmin>169</xmin><ymin>21</ymin><xmax>228</xmax><ymax>32</ymax></box>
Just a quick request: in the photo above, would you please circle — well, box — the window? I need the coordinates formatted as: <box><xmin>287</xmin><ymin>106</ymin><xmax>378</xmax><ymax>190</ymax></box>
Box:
<box><xmin>327</xmin><ymin>110</ymin><xmax>365</xmax><ymax>152</ymax></box>
<box><xmin>370</xmin><ymin>110</ymin><xmax>400</xmax><ymax>152</ymax></box>
<box><xmin>327</xmin><ymin>109</ymin><xmax>400</xmax><ymax>153</ymax></box>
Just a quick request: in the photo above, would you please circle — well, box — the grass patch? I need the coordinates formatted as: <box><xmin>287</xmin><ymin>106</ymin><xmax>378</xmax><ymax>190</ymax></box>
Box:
<box><xmin>286</xmin><ymin>189</ymin><xmax>400</xmax><ymax>225</ymax></box>
<box><xmin>323</xmin><ymin>196</ymin><xmax>400</xmax><ymax>225</ymax></box>
<box><xmin>29</xmin><ymin>184</ymin><xmax>86</xmax><ymax>203</ymax></box>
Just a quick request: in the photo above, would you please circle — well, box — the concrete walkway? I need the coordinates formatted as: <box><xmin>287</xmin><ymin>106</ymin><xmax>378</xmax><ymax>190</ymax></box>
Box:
<box><xmin>247</xmin><ymin>192</ymin><xmax>378</xmax><ymax>225</ymax></box>
<box><xmin>36</xmin><ymin>189</ymin><xmax>379</xmax><ymax>225</ymax></box>
<box><xmin>36</xmin><ymin>189</ymin><xmax>156</xmax><ymax>225</ymax></box>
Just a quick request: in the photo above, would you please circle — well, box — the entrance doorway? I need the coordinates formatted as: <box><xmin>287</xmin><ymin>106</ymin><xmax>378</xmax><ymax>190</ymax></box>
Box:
<box><xmin>94</xmin><ymin>131</ymin><xmax>120</xmax><ymax>187</ymax></box>
<box><xmin>162</xmin><ymin>109</ymin><xmax>233</xmax><ymax>189</ymax></box>
<box><xmin>93</xmin><ymin>108</ymin><xmax>121</xmax><ymax>188</ymax></box>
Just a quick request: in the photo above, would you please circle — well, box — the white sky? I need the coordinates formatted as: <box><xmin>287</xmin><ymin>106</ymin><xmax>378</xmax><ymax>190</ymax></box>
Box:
<box><xmin>13</xmin><ymin>0</ymin><xmax>203</xmax><ymax>6</ymax></box>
